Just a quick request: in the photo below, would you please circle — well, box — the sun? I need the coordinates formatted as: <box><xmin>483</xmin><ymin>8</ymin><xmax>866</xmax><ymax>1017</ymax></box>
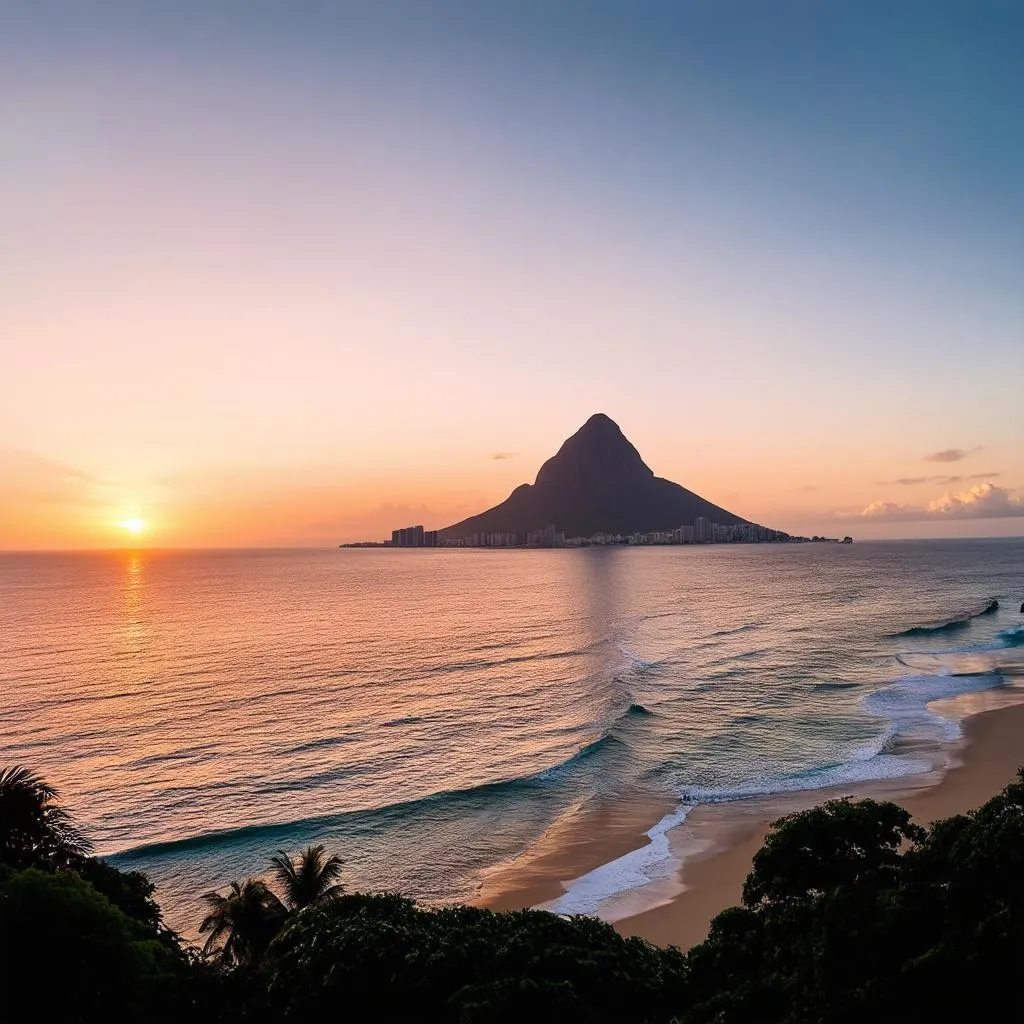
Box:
<box><xmin>118</xmin><ymin>517</ymin><xmax>146</xmax><ymax>535</ymax></box>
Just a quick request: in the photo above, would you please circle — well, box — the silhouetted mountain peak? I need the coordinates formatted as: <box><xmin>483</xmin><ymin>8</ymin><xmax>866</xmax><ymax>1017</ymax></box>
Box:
<box><xmin>581</xmin><ymin>411</ymin><xmax>618</xmax><ymax>431</ymax></box>
<box><xmin>534</xmin><ymin>412</ymin><xmax>652</xmax><ymax>489</ymax></box>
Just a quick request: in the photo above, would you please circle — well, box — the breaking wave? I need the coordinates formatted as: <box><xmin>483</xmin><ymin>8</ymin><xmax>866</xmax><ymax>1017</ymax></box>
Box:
<box><xmin>895</xmin><ymin>599</ymin><xmax>999</xmax><ymax>637</ymax></box>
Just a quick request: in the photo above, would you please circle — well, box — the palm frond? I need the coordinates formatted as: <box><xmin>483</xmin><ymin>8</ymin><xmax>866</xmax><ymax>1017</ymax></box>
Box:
<box><xmin>0</xmin><ymin>764</ymin><xmax>92</xmax><ymax>868</ymax></box>
<box><xmin>269</xmin><ymin>844</ymin><xmax>345</xmax><ymax>910</ymax></box>
<box><xmin>197</xmin><ymin>878</ymin><xmax>286</xmax><ymax>968</ymax></box>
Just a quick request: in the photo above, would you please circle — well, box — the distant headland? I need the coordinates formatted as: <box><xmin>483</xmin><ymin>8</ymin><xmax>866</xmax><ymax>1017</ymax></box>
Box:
<box><xmin>342</xmin><ymin>414</ymin><xmax>852</xmax><ymax>548</ymax></box>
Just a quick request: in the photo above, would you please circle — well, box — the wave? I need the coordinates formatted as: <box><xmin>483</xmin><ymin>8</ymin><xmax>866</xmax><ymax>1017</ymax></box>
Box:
<box><xmin>112</xmin><ymin>769</ymin><xmax>570</xmax><ymax>863</ymax></box>
<box><xmin>709</xmin><ymin>623</ymin><xmax>759</xmax><ymax>638</ymax></box>
<box><xmin>679</xmin><ymin>754</ymin><xmax>931</xmax><ymax>806</ymax></box>
<box><xmin>895</xmin><ymin>599</ymin><xmax>999</xmax><ymax>637</ymax></box>
<box><xmin>544</xmin><ymin>803</ymin><xmax>692</xmax><ymax>918</ymax></box>
<box><xmin>862</xmin><ymin>669</ymin><xmax>1005</xmax><ymax>743</ymax></box>
<box><xmin>114</xmin><ymin>717</ymin><xmax>647</xmax><ymax>864</ymax></box>
<box><xmin>625</xmin><ymin>702</ymin><xmax>653</xmax><ymax>717</ymax></box>
<box><xmin>998</xmin><ymin>624</ymin><xmax>1024</xmax><ymax>647</ymax></box>
<box><xmin>618</xmin><ymin>647</ymin><xmax>662</xmax><ymax>672</ymax></box>
<box><xmin>682</xmin><ymin>669</ymin><xmax>1005</xmax><ymax>806</ymax></box>
<box><xmin>420</xmin><ymin>646</ymin><xmax>589</xmax><ymax>675</ymax></box>
<box><xmin>895</xmin><ymin>622</ymin><xmax>1024</xmax><ymax>662</ymax></box>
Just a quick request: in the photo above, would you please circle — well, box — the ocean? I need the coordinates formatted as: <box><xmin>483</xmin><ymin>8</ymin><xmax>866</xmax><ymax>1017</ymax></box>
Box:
<box><xmin>3</xmin><ymin>540</ymin><xmax>1023</xmax><ymax>935</ymax></box>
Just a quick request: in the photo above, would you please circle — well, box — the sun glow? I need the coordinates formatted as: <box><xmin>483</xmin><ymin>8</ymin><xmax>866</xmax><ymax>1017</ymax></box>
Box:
<box><xmin>118</xmin><ymin>517</ymin><xmax>146</xmax><ymax>535</ymax></box>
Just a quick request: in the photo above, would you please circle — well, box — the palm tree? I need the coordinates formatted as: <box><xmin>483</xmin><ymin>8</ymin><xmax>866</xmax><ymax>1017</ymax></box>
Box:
<box><xmin>270</xmin><ymin>844</ymin><xmax>344</xmax><ymax>911</ymax></box>
<box><xmin>199</xmin><ymin>878</ymin><xmax>286</xmax><ymax>968</ymax></box>
<box><xmin>0</xmin><ymin>764</ymin><xmax>93</xmax><ymax>869</ymax></box>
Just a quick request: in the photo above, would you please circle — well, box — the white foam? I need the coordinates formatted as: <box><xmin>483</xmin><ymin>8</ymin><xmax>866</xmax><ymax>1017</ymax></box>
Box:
<box><xmin>862</xmin><ymin>671</ymin><xmax>1003</xmax><ymax>742</ymax></box>
<box><xmin>680</xmin><ymin>753</ymin><xmax>932</xmax><ymax>805</ymax></box>
<box><xmin>541</xmin><ymin>803</ymin><xmax>692</xmax><ymax>918</ymax></box>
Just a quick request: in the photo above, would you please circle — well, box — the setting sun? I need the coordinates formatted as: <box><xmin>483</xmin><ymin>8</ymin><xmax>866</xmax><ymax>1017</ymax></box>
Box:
<box><xmin>118</xmin><ymin>517</ymin><xmax>145</xmax><ymax>535</ymax></box>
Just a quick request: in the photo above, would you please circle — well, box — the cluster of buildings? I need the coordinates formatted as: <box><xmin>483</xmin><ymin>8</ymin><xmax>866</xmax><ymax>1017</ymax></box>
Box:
<box><xmin>385</xmin><ymin>517</ymin><xmax>803</xmax><ymax>549</ymax></box>
<box><xmin>622</xmin><ymin>519</ymin><xmax>787</xmax><ymax>545</ymax></box>
<box><xmin>390</xmin><ymin>525</ymin><xmax>440</xmax><ymax>547</ymax></box>
<box><xmin>446</xmin><ymin>525</ymin><xmax>564</xmax><ymax>548</ymax></box>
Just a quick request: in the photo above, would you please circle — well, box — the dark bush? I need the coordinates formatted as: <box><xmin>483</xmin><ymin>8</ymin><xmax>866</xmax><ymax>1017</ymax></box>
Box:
<box><xmin>258</xmin><ymin>892</ymin><xmax>686</xmax><ymax>1022</ymax></box>
<box><xmin>0</xmin><ymin>868</ymin><xmax>197</xmax><ymax>1023</ymax></box>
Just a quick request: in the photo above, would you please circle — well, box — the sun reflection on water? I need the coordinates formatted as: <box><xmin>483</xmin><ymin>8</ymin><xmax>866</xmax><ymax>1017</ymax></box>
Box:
<box><xmin>120</xmin><ymin>552</ymin><xmax>147</xmax><ymax>657</ymax></box>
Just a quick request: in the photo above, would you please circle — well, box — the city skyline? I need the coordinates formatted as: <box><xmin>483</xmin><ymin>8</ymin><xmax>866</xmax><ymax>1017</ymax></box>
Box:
<box><xmin>2</xmin><ymin>2</ymin><xmax>1022</xmax><ymax>550</ymax></box>
<box><xmin>375</xmin><ymin>515</ymin><xmax>816</xmax><ymax>549</ymax></box>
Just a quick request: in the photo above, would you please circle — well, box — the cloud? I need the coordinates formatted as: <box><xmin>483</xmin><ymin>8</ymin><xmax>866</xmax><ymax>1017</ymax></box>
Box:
<box><xmin>489</xmin><ymin>452</ymin><xmax>520</xmax><ymax>460</ymax></box>
<box><xmin>923</xmin><ymin>446</ymin><xmax>982</xmax><ymax>463</ymax></box>
<box><xmin>879</xmin><ymin>471</ymin><xmax>1000</xmax><ymax>486</ymax></box>
<box><xmin>925</xmin><ymin>483</ymin><xmax>1023</xmax><ymax>517</ymax></box>
<box><xmin>846</xmin><ymin>483</ymin><xmax>1024</xmax><ymax>522</ymax></box>
<box><xmin>793</xmin><ymin>484</ymin><xmax>818</xmax><ymax>492</ymax></box>
<box><xmin>887</xmin><ymin>475</ymin><xmax>946</xmax><ymax>486</ymax></box>
<box><xmin>0</xmin><ymin>448</ymin><xmax>108</xmax><ymax>505</ymax></box>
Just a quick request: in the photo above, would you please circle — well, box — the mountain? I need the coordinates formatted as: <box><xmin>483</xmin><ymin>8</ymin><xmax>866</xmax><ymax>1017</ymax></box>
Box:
<box><xmin>441</xmin><ymin>413</ymin><xmax>747</xmax><ymax>540</ymax></box>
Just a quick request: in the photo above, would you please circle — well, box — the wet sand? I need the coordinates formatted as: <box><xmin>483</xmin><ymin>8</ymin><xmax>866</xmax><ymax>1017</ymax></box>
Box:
<box><xmin>481</xmin><ymin>685</ymin><xmax>1024</xmax><ymax>951</ymax></box>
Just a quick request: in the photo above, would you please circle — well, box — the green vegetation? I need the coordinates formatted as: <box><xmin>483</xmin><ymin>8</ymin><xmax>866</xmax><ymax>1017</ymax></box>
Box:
<box><xmin>5</xmin><ymin>761</ymin><xmax>1024</xmax><ymax>1021</ymax></box>
<box><xmin>0</xmin><ymin>765</ymin><xmax>92</xmax><ymax>868</ymax></box>
<box><xmin>197</xmin><ymin>843</ymin><xmax>346</xmax><ymax>968</ymax></box>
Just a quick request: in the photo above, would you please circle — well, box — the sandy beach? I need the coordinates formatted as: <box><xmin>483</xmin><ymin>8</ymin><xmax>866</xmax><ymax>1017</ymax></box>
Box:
<box><xmin>482</xmin><ymin>679</ymin><xmax>1024</xmax><ymax>951</ymax></box>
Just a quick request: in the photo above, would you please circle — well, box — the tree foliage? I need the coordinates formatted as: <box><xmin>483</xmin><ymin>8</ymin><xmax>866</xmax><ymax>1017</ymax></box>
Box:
<box><xmin>0</xmin><ymin>868</ymin><xmax>196</xmax><ymax>1023</ymax></box>
<box><xmin>0</xmin><ymin>765</ymin><xmax>92</xmax><ymax>869</ymax></box>
<box><xmin>258</xmin><ymin>893</ymin><xmax>687</xmax><ymax>1022</ymax></box>
<box><xmin>741</xmin><ymin>797</ymin><xmax>925</xmax><ymax>907</ymax></box>
<box><xmin>269</xmin><ymin>843</ymin><xmax>344</xmax><ymax>910</ymax></box>
<box><xmin>199</xmin><ymin>878</ymin><xmax>286</xmax><ymax>970</ymax></box>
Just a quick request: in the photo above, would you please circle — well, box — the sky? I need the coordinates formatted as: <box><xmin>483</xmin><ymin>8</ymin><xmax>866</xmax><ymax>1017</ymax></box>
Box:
<box><xmin>1</xmin><ymin>0</ymin><xmax>1022</xmax><ymax>548</ymax></box>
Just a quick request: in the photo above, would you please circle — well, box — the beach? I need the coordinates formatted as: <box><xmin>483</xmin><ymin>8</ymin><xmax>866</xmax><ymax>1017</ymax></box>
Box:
<box><xmin>482</xmin><ymin>679</ymin><xmax>1024</xmax><ymax>951</ymax></box>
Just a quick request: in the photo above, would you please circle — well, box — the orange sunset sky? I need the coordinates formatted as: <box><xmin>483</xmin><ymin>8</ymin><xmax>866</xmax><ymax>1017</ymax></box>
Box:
<box><xmin>2</xmin><ymin>4</ymin><xmax>1022</xmax><ymax>550</ymax></box>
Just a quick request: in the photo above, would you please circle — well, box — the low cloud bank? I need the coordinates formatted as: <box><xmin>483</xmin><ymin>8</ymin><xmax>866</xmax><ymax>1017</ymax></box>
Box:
<box><xmin>842</xmin><ymin>483</ymin><xmax>1024</xmax><ymax>523</ymax></box>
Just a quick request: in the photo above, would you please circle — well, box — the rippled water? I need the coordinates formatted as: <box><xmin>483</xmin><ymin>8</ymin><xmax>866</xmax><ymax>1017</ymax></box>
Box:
<box><xmin>3</xmin><ymin>541</ymin><xmax>1022</xmax><ymax>933</ymax></box>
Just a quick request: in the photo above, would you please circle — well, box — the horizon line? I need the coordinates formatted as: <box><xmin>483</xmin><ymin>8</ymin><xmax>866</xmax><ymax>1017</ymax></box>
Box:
<box><xmin>2</xmin><ymin>535</ymin><xmax>1024</xmax><ymax>555</ymax></box>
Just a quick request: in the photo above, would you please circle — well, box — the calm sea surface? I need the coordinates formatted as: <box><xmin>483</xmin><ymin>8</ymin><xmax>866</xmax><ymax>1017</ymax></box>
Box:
<box><xmin>3</xmin><ymin>542</ymin><xmax>1023</xmax><ymax>933</ymax></box>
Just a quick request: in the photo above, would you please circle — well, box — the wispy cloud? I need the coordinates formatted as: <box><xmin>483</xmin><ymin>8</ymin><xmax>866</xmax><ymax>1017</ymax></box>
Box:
<box><xmin>488</xmin><ymin>452</ymin><xmax>520</xmax><ymax>460</ymax></box>
<box><xmin>923</xmin><ymin>446</ymin><xmax>982</xmax><ymax>463</ymax></box>
<box><xmin>0</xmin><ymin>448</ymin><xmax>109</xmax><ymax>505</ymax></box>
<box><xmin>840</xmin><ymin>483</ymin><xmax>1024</xmax><ymax>522</ymax></box>
<box><xmin>878</xmin><ymin>471</ymin><xmax>1001</xmax><ymax>486</ymax></box>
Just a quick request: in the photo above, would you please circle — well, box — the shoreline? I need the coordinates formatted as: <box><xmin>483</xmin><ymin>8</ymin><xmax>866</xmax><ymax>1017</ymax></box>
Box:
<box><xmin>481</xmin><ymin>682</ymin><xmax>1024</xmax><ymax>950</ymax></box>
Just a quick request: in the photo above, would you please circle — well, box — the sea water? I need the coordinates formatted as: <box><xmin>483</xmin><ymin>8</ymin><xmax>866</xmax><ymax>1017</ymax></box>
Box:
<box><xmin>2</xmin><ymin>540</ymin><xmax>1022</xmax><ymax>934</ymax></box>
